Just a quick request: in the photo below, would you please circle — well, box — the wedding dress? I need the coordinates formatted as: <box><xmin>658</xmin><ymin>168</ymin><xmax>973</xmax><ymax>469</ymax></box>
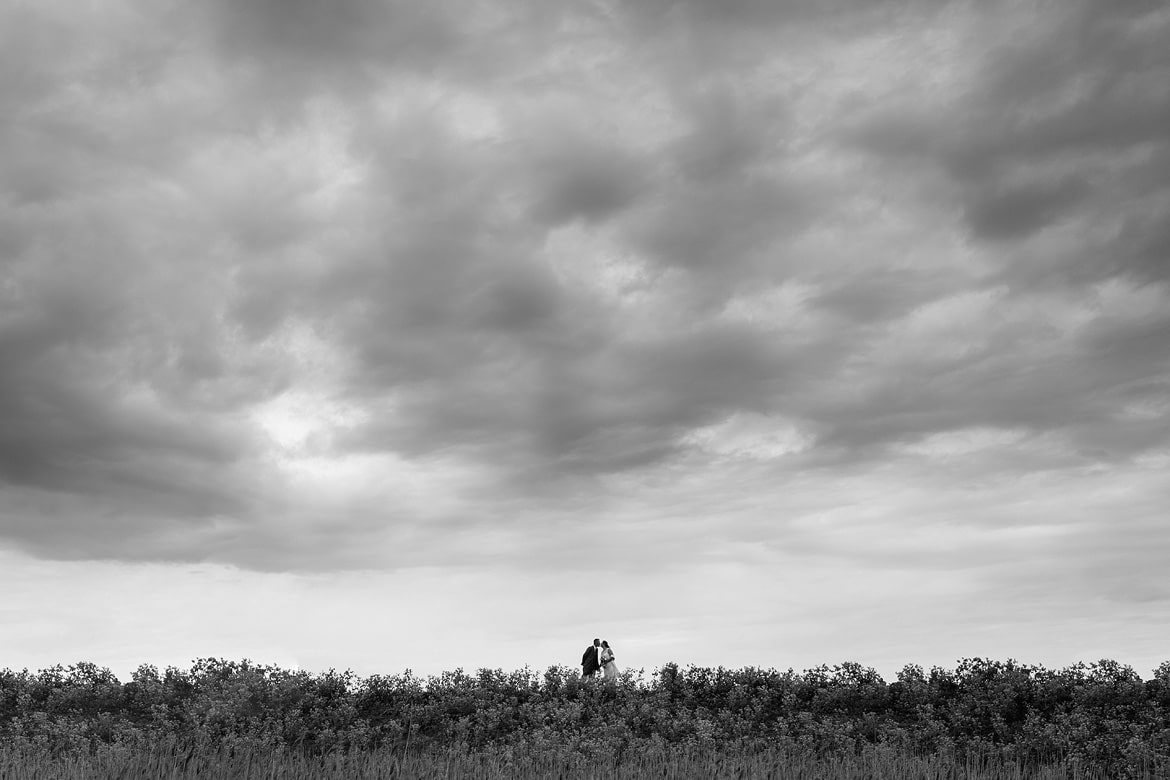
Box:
<box><xmin>601</xmin><ymin>649</ymin><xmax>619</xmax><ymax>680</ymax></box>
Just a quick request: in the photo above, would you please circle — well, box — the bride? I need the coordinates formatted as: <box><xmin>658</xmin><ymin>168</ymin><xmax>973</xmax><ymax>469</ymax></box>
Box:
<box><xmin>600</xmin><ymin>640</ymin><xmax>619</xmax><ymax>681</ymax></box>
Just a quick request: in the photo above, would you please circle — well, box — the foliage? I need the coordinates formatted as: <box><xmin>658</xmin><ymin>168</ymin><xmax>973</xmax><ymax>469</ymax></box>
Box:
<box><xmin>1</xmin><ymin>658</ymin><xmax>1168</xmax><ymax>777</ymax></box>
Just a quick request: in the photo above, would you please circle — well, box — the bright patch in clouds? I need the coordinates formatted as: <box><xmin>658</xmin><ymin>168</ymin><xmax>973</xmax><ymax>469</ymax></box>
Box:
<box><xmin>901</xmin><ymin>427</ymin><xmax>1027</xmax><ymax>457</ymax></box>
<box><xmin>685</xmin><ymin>413</ymin><xmax>814</xmax><ymax>459</ymax></box>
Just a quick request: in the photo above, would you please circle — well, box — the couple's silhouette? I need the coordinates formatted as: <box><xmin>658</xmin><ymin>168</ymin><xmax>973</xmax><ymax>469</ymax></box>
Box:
<box><xmin>581</xmin><ymin>638</ymin><xmax>619</xmax><ymax>681</ymax></box>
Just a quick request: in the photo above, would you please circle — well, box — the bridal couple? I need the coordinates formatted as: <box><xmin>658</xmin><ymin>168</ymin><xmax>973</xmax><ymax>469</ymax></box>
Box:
<box><xmin>581</xmin><ymin>638</ymin><xmax>619</xmax><ymax>681</ymax></box>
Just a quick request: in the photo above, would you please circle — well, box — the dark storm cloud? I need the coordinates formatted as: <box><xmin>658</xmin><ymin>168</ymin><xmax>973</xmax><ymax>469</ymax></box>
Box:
<box><xmin>205</xmin><ymin>0</ymin><xmax>458</xmax><ymax>70</ymax></box>
<box><xmin>962</xmin><ymin>174</ymin><xmax>1092</xmax><ymax>241</ymax></box>
<box><xmin>811</xmin><ymin>271</ymin><xmax>953</xmax><ymax>325</ymax></box>
<box><xmin>193</xmin><ymin>0</ymin><xmax>464</xmax><ymax>114</ymax></box>
<box><xmin>845</xmin><ymin>1</ymin><xmax>1170</xmax><ymax>280</ymax></box>
<box><xmin>611</xmin><ymin>0</ymin><xmax>944</xmax><ymax>38</ymax></box>
<box><xmin>192</xmin><ymin>0</ymin><xmax>585</xmax><ymax>115</ymax></box>
<box><xmin>1111</xmin><ymin>198</ymin><xmax>1170</xmax><ymax>285</ymax></box>
<box><xmin>614</xmin><ymin>79</ymin><xmax>820</xmax><ymax>285</ymax></box>
<box><xmin>802</xmin><ymin>285</ymin><xmax>1170</xmax><ymax>463</ymax></box>
<box><xmin>527</xmin><ymin>142</ymin><xmax>648</xmax><ymax>228</ymax></box>
<box><xmin>0</xmin><ymin>271</ymin><xmax>269</xmax><ymax>563</ymax></box>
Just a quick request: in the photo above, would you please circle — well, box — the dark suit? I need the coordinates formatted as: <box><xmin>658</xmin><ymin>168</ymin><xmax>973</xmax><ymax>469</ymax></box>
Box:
<box><xmin>581</xmin><ymin>644</ymin><xmax>601</xmax><ymax>677</ymax></box>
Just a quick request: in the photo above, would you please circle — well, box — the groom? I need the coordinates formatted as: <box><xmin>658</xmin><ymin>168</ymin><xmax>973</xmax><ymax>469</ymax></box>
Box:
<box><xmin>581</xmin><ymin>638</ymin><xmax>601</xmax><ymax>678</ymax></box>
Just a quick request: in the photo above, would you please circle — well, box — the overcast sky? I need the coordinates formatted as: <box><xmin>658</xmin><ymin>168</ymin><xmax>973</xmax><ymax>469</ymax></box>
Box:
<box><xmin>2</xmin><ymin>0</ymin><xmax>1169</xmax><ymax>682</ymax></box>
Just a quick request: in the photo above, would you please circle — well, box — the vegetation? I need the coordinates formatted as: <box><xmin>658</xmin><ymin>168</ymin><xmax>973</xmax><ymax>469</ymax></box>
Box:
<box><xmin>1</xmin><ymin>657</ymin><xmax>1168</xmax><ymax>778</ymax></box>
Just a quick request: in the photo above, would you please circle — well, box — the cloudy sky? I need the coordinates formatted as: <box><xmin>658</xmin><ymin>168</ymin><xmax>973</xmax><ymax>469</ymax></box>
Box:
<box><xmin>2</xmin><ymin>0</ymin><xmax>1169</xmax><ymax>682</ymax></box>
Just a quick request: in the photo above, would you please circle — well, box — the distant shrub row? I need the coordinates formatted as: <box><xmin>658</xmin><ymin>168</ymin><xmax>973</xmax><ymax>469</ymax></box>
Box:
<box><xmin>2</xmin><ymin>658</ymin><xmax>1169</xmax><ymax>776</ymax></box>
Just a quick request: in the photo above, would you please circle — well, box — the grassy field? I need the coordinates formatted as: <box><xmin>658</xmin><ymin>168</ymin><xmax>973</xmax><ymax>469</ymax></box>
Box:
<box><xmin>0</xmin><ymin>743</ymin><xmax>1160</xmax><ymax>780</ymax></box>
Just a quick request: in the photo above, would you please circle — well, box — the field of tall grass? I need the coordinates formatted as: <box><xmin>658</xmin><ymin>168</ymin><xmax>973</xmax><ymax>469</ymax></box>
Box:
<box><xmin>1</xmin><ymin>743</ymin><xmax>1159</xmax><ymax>780</ymax></box>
